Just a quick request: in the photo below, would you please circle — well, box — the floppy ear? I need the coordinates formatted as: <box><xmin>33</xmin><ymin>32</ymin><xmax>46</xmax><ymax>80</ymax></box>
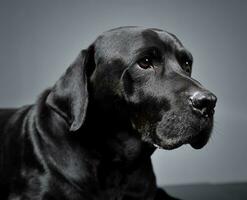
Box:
<box><xmin>46</xmin><ymin>47</ymin><xmax>94</xmax><ymax>132</ymax></box>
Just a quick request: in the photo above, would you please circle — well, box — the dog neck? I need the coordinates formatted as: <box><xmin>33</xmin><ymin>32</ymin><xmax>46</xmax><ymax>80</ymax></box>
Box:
<box><xmin>35</xmin><ymin>90</ymin><xmax>155</xmax><ymax>171</ymax></box>
<box><xmin>80</xmin><ymin>100</ymin><xmax>156</xmax><ymax>166</ymax></box>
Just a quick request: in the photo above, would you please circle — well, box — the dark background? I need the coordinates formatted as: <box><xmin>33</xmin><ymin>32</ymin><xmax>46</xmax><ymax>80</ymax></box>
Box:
<box><xmin>0</xmin><ymin>0</ymin><xmax>246</xmax><ymax>187</ymax></box>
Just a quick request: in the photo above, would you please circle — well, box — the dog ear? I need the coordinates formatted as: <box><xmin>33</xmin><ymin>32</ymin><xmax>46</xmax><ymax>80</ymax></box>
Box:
<box><xmin>46</xmin><ymin>47</ymin><xmax>94</xmax><ymax>132</ymax></box>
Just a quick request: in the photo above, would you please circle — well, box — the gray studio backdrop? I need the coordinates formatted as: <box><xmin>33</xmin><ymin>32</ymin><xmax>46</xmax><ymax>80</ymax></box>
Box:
<box><xmin>0</xmin><ymin>0</ymin><xmax>246</xmax><ymax>186</ymax></box>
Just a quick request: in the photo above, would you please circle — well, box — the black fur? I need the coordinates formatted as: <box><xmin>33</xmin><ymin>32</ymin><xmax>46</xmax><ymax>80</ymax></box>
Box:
<box><xmin>0</xmin><ymin>26</ymin><xmax>216</xmax><ymax>200</ymax></box>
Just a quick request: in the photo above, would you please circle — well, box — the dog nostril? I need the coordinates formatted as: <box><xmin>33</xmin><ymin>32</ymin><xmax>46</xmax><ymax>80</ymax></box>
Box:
<box><xmin>189</xmin><ymin>92</ymin><xmax>217</xmax><ymax>117</ymax></box>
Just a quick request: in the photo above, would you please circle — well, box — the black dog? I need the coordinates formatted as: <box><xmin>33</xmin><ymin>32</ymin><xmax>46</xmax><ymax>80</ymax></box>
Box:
<box><xmin>0</xmin><ymin>26</ymin><xmax>217</xmax><ymax>200</ymax></box>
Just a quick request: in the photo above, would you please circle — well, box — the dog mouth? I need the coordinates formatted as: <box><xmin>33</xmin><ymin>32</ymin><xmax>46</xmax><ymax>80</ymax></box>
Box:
<box><xmin>131</xmin><ymin>105</ymin><xmax>215</xmax><ymax>150</ymax></box>
<box><xmin>151</xmin><ymin>128</ymin><xmax>212</xmax><ymax>150</ymax></box>
<box><xmin>149</xmin><ymin>113</ymin><xmax>214</xmax><ymax>150</ymax></box>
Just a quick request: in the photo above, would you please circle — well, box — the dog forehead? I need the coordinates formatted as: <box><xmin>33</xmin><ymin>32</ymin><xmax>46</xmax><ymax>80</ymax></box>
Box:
<box><xmin>94</xmin><ymin>27</ymin><xmax>146</xmax><ymax>60</ymax></box>
<box><xmin>93</xmin><ymin>27</ymin><xmax>182</xmax><ymax>62</ymax></box>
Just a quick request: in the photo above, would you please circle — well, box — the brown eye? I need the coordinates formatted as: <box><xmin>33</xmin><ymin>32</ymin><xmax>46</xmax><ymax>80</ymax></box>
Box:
<box><xmin>137</xmin><ymin>57</ymin><xmax>153</xmax><ymax>69</ymax></box>
<box><xmin>183</xmin><ymin>60</ymin><xmax>191</xmax><ymax>74</ymax></box>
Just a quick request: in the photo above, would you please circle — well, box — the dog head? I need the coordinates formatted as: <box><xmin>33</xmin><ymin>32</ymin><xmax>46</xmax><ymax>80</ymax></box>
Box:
<box><xmin>46</xmin><ymin>26</ymin><xmax>217</xmax><ymax>150</ymax></box>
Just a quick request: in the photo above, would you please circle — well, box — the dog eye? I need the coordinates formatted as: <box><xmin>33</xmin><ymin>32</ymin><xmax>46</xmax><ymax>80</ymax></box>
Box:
<box><xmin>183</xmin><ymin>60</ymin><xmax>192</xmax><ymax>74</ymax></box>
<box><xmin>137</xmin><ymin>57</ymin><xmax>153</xmax><ymax>69</ymax></box>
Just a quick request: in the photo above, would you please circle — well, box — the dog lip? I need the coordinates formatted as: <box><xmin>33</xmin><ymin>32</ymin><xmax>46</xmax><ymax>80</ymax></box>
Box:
<box><xmin>190</xmin><ymin>140</ymin><xmax>206</xmax><ymax>149</ymax></box>
<box><xmin>151</xmin><ymin>139</ymin><xmax>185</xmax><ymax>150</ymax></box>
<box><xmin>189</xmin><ymin>130</ymin><xmax>211</xmax><ymax>149</ymax></box>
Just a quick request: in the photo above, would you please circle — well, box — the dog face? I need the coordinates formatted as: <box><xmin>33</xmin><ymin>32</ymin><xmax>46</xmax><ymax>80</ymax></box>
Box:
<box><xmin>47</xmin><ymin>26</ymin><xmax>217</xmax><ymax>150</ymax></box>
<box><xmin>90</xmin><ymin>27</ymin><xmax>217</xmax><ymax>150</ymax></box>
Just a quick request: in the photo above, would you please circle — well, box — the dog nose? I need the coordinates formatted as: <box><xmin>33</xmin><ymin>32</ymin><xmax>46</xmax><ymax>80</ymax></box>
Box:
<box><xmin>189</xmin><ymin>91</ymin><xmax>217</xmax><ymax>117</ymax></box>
